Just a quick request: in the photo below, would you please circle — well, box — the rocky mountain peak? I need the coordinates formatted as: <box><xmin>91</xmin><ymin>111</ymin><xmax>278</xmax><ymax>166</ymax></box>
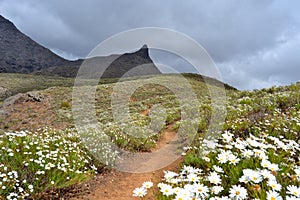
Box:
<box><xmin>0</xmin><ymin>15</ymin><xmax>10</xmax><ymax>22</ymax></box>
<box><xmin>0</xmin><ymin>15</ymin><xmax>17</xmax><ymax>34</ymax></box>
<box><xmin>137</xmin><ymin>44</ymin><xmax>150</xmax><ymax>59</ymax></box>
<box><xmin>0</xmin><ymin>15</ymin><xmax>161</xmax><ymax>77</ymax></box>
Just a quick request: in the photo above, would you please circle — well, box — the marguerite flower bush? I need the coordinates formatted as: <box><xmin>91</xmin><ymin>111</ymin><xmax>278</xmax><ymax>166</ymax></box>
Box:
<box><xmin>134</xmin><ymin>82</ymin><xmax>300</xmax><ymax>199</ymax></box>
<box><xmin>0</xmin><ymin>128</ymin><xmax>103</xmax><ymax>199</ymax></box>
<box><xmin>150</xmin><ymin>131</ymin><xmax>300</xmax><ymax>199</ymax></box>
<box><xmin>0</xmin><ymin>75</ymin><xmax>298</xmax><ymax>199</ymax></box>
<box><xmin>133</xmin><ymin>181</ymin><xmax>154</xmax><ymax>197</ymax></box>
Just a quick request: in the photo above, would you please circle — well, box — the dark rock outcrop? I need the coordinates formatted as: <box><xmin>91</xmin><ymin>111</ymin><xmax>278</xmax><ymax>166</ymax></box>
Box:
<box><xmin>0</xmin><ymin>15</ymin><xmax>69</xmax><ymax>73</ymax></box>
<box><xmin>38</xmin><ymin>44</ymin><xmax>161</xmax><ymax>78</ymax></box>
<box><xmin>0</xmin><ymin>15</ymin><xmax>161</xmax><ymax>78</ymax></box>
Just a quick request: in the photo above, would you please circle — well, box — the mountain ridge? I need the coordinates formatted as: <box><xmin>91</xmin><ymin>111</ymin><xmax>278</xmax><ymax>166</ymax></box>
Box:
<box><xmin>0</xmin><ymin>15</ymin><xmax>161</xmax><ymax>78</ymax></box>
<box><xmin>0</xmin><ymin>15</ymin><xmax>69</xmax><ymax>73</ymax></box>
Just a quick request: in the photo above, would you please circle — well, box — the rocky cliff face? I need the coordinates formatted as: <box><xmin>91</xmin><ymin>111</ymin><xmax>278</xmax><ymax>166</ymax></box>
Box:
<box><xmin>0</xmin><ymin>15</ymin><xmax>69</xmax><ymax>73</ymax></box>
<box><xmin>39</xmin><ymin>44</ymin><xmax>161</xmax><ymax>78</ymax></box>
<box><xmin>0</xmin><ymin>15</ymin><xmax>161</xmax><ymax>78</ymax></box>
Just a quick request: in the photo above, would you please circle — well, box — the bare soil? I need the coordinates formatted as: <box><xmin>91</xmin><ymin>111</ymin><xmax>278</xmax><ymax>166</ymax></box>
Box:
<box><xmin>0</xmin><ymin>92</ymin><xmax>68</xmax><ymax>131</ymax></box>
<box><xmin>1</xmin><ymin>94</ymin><xmax>182</xmax><ymax>199</ymax></box>
<box><xmin>70</xmin><ymin>122</ymin><xmax>181</xmax><ymax>200</ymax></box>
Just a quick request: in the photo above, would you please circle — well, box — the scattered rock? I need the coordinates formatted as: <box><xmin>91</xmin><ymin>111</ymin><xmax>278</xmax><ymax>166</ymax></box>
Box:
<box><xmin>1</xmin><ymin>91</ymin><xmax>44</xmax><ymax>109</ymax></box>
<box><xmin>0</xmin><ymin>91</ymin><xmax>46</xmax><ymax>128</ymax></box>
<box><xmin>26</xmin><ymin>91</ymin><xmax>44</xmax><ymax>102</ymax></box>
<box><xmin>0</xmin><ymin>86</ymin><xmax>9</xmax><ymax>96</ymax></box>
<box><xmin>1</xmin><ymin>93</ymin><xmax>23</xmax><ymax>108</ymax></box>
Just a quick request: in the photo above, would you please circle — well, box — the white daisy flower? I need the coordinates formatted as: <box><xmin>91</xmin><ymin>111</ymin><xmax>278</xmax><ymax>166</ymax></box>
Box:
<box><xmin>228</xmin><ymin>154</ymin><xmax>240</xmax><ymax>165</ymax></box>
<box><xmin>142</xmin><ymin>181</ymin><xmax>153</xmax><ymax>189</ymax></box>
<box><xmin>260</xmin><ymin>169</ymin><xmax>276</xmax><ymax>180</ymax></box>
<box><xmin>268</xmin><ymin>163</ymin><xmax>279</xmax><ymax>172</ymax></box>
<box><xmin>217</xmin><ymin>152</ymin><xmax>228</xmax><ymax>164</ymax></box>
<box><xmin>286</xmin><ymin>195</ymin><xmax>300</xmax><ymax>200</ymax></box>
<box><xmin>193</xmin><ymin>183</ymin><xmax>209</xmax><ymax>198</ymax></box>
<box><xmin>211</xmin><ymin>185</ymin><xmax>224</xmax><ymax>195</ymax></box>
<box><xmin>133</xmin><ymin>187</ymin><xmax>147</xmax><ymax>197</ymax></box>
<box><xmin>249</xmin><ymin>170</ymin><xmax>263</xmax><ymax>183</ymax></box>
<box><xmin>287</xmin><ymin>185</ymin><xmax>300</xmax><ymax>197</ymax></box>
<box><xmin>164</xmin><ymin>171</ymin><xmax>178</xmax><ymax>182</ymax></box>
<box><xmin>174</xmin><ymin>188</ymin><xmax>192</xmax><ymax>200</ymax></box>
<box><xmin>267</xmin><ymin>180</ymin><xmax>282</xmax><ymax>191</ymax></box>
<box><xmin>187</xmin><ymin>173</ymin><xmax>199</xmax><ymax>182</ymax></box>
<box><xmin>261</xmin><ymin>159</ymin><xmax>272</xmax><ymax>168</ymax></box>
<box><xmin>207</xmin><ymin>172</ymin><xmax>222</xmax><ymax>185</ymax></box>
<box><xmin>222</xmin><ymin>131</ymin><xmax>233</xmax><ymax>142</ymax></box>
<box><xmin>159</xmin><ymin>183</ymin><xmax>173</xmax><ymax>196</ymax></box>
<box><xmin>294</xmin><ymin>168</ymin><xmax>300</xmax><ymax>178</ymax></box>
<box><xmin>266</xmin><ymin>190</ymin><xmax>283</xmax><ymax>200</ymax></box>
<box><xmin>213</xmin><ymin>165</ymin><xmax>224</xmax><ymax>173</ymax></box>
<box><xmin>242</xmin><ymin>149</ymin><xmax>254</xmax><ymax>158</ymax></box>
<box><xmin>239</xmin><ymin>175</ymin><xmax>249</xmax><ymax>183</ymax></box>
<box><xmin>229</xmin><ymin>185</ymin><xmax>248</xmax><ymax>200</ymax></box>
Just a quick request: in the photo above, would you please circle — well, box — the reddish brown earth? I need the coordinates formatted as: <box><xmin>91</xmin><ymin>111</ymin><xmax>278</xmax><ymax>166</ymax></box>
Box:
<box><xmin>0</xmin><ymin>92</ymin><xmax>68</xmax><ymax>131</ymax></box>
<box><xmin>71</xmin><ymin>158</ymin><xmax>182</xmax><ymax>200</ymax></box>
<box><xmin>71</xmin><ymin>121</ymin><xmax>181</xmax><ymax>200</ymax></box>
<box><xmin>140</xmin><ymin>108</ymin><xmax>150</xmax><ymax>116</ymax></box>
<box><xmin>1</xmin><ymin>94</ymin><xmax>182</xmax><ymax>199</ymax></box>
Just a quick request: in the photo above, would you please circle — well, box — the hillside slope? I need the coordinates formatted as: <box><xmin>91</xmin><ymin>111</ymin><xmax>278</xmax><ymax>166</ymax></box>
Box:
<box><xmin>0</xmin><ymin>15</ymin><xmax>161</xmax><ymax>77</ymax></box>
<box><xmin>0</xmin><ymin>15</ymin><xmax>70</xmax><ymax>73</ymax></box>
<box><xmin>0</xmin><ymin>76</ymin><xmax>299</xmax><ymax>199</ymax></box>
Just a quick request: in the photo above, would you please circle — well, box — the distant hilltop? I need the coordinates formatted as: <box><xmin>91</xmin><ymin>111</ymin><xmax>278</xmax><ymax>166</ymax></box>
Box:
<box><xmin>0</xmin><ymin>15</ymin><xmax>161</xmax><ymax>78</ymax></box>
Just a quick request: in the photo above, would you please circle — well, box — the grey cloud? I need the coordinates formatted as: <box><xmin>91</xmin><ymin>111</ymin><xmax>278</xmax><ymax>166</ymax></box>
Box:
<box><xmin>219</xmin><ymin>33</ymin><xmax>300</xmax><ymax>90</ymax></box>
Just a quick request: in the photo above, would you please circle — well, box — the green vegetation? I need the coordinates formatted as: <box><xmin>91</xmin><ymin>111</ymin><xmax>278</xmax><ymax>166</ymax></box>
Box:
<box><xmin>0</xmin><ymin>73</ymin><xmax>235</xmax><ymax>102</ymax></box>
<box><xmin>0</xmin><ymin>73</ymin><xmax>299</xmax><ymax>199</ymax></box>
<box><xmin>135</xmin><ymin>82</ymin><xmax>300</xmax><ymax>199</ymax></box>
<box><xmin>0</xmin><ymin>74</ymin><xmax>75</xmax><ymax>103</ymax></box>
<box><xmin>0</xmin><ymin>128</ymin><xmax>103</xmax><ymax>199</ymax></box>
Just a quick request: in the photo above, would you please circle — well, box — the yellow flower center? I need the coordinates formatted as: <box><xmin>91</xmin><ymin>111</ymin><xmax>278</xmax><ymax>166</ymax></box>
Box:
<box><xmin>235</xmin><ymin>191</ymin><xmax>240</xmax><ymax>195</ymax></box>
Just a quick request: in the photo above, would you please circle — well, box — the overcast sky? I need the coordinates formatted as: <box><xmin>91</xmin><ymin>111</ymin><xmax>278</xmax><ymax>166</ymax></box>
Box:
<box><xmin>0</xmin><ymin>0</ymin><xmax>299</xmax><ymax>90</ymax></box>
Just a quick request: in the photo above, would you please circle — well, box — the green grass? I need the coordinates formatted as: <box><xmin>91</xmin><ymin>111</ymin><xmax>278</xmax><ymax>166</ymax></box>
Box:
<box><xmin>1</xmin><ymin>72</ymin><xmax>299</xmax><ymax>199</ymax></box>
<box><xmin>0</xmin><ymin>128</ymin><xmax>104</xmax><ymax>199</ymax></box>
<box><xmin>0</xmin><ymin>74</ymin><xmax>74</xmax><ymax>101</ymax></box>
<box><xmin>137</xmin><ymin>81</ymin><xmax>300</xmax><ymax>199</ymax></box>
<box><xmin>0</xmin><ymin>73</ymin><xmax>235</xmax><ymax>101</ymax></box>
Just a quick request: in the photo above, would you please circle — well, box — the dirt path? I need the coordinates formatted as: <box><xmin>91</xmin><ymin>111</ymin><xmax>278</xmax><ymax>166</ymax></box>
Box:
<box><xmin>72</xmin><ymin>122</ymin><xmax>182</xmax><ymax>200</ymax></box>
<box><xmin>2</xmin><ymin>96</ymin><xmax>182</xmax><ymax>200</ymax></box>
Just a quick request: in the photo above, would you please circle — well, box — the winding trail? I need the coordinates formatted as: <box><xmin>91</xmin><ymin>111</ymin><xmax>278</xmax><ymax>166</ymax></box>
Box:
<box><xmin>72</xmin><ymin>122</ymin><xmax>182</xmax><ymax>200</ymax></box>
